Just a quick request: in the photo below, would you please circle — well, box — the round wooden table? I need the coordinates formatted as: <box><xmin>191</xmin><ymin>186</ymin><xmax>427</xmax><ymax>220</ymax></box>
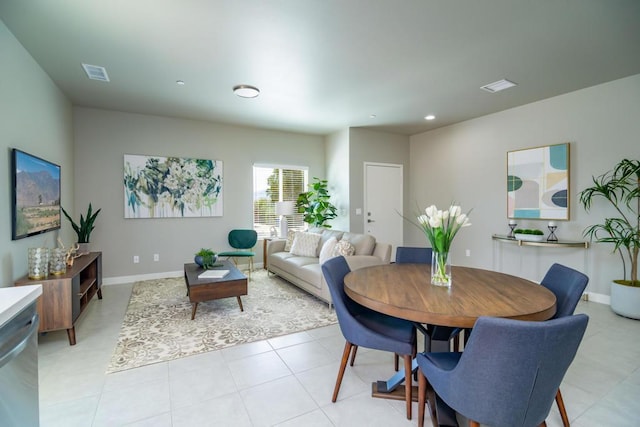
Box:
<box><xmin>344</xmin><ymin>263</ymin><xmax>557</xmax><ymax>328</ymax></box>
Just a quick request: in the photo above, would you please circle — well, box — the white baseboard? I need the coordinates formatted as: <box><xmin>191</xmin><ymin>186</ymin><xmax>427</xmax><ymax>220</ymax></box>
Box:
<box><xmin>103</xmin><ymin>262</ymin><xmax>266</xmax><ymax>286</ymax></box>
<box><xmin>585</xmin><ymin>291</ymin><xmax>610</xmax><ymax>305</ymax></box>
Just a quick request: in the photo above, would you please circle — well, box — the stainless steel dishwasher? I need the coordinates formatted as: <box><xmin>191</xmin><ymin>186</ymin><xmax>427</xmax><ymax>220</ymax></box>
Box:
<box><xmin>0</xmin><ymin>301</ymin><xmax>39</xmax><ymax>427</ymax></box>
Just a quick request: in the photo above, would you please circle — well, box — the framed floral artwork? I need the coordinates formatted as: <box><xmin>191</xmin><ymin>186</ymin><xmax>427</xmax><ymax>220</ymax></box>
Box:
<box><xmin>124</xmin><ymin>154</ymin><xmax>223</xmax><ymax>218</ymax></box>
<box><xmin>507</xmin><ymin>143</ymin><xmax>569</xmax><ymax>220</ymax></box>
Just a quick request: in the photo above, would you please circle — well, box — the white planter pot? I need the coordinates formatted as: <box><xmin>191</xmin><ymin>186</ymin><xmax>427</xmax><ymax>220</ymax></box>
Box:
<box><xmin>514</xmin><ymin>233</ymin><xmax>544</xmax><ymax>242</ymax></box>
<box><xmin>610</xmin><ymin>281</ymin><xmax>640</xmax><ymax>320</ymax></box>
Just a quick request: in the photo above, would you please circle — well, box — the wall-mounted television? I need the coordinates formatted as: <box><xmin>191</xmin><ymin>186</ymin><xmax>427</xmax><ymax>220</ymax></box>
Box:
<box><xmin>11</xmin><ymin>149</ymin><xmax>61</xmax><ymax>240</ymax></box>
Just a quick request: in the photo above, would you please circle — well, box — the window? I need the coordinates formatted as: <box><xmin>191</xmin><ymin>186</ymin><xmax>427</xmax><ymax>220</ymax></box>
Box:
<box><xmin>253</xmin><ymin>165</ymin><xmax>308</xmax><ymax>239</ymax></box>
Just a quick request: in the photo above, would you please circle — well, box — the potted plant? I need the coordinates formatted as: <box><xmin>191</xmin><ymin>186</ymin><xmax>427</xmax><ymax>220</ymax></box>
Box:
<box><xmin>194</xmin><ymin>248</ymin><xmax>218</xmax><ymax>269</ymax></box>
<box><xmin>61</xmin><ymin>203</ymin><xmax>101</xmax><ymax>254</ymax></box>
<box><xmin>296</xmin><ymin>177</ymin><xmax>338</xmax><ymax>228</ymax></box>
<box><xmin>513</xmin><ymin>228</ymin><xmax>545</xmax><ymax>242</ymax></box>
<box><xmin>579</xmin><ymin>158</ymin><xmax>639</xmax><ymax>319</ymax></box>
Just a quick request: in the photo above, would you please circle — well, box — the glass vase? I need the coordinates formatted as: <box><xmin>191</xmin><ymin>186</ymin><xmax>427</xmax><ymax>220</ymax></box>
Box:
<box><xmin>431</xmin><ymin>251</ymin><xmax>451</xmax><ymax>287</ymax></box>
<box><xmin>28</xmin><ymin>247</ymin><xmax>50</xmax><ymax>279</ymax></box>
<box><xmin>49</xmin><ymin>248</ymin><xmax>67</xmax><ymax>275</ymax></box>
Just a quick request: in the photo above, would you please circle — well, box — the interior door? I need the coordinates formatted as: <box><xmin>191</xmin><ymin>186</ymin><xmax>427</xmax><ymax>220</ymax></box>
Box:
<box><xmin>364</xmin><ymin>163</ymin><xmax>403</xmax><ymax>260</ymax></box>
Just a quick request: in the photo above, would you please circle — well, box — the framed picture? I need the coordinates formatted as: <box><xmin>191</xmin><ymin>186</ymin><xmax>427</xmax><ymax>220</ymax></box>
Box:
<box><xmin>124</xmin><ymin>154</ymin><xmax>223</xmax><ymax>218</ymax></box>
<box><xmin>507</xmin><ymin>143</ymin><xmax>569</xmax><ymax>220</ymax></box>
<box><xmin>11</xmin><ymin>149</ymin><xmax>61</xmax><ymax>240</ymax></box>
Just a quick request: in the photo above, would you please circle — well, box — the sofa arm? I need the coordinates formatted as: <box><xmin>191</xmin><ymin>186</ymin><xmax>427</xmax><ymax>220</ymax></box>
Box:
<box><xmin>346</xmin><ymin>255</ymin><xmax>387</xmax><ymax>271</ymax></box>
<box><xmin>372</xmin><ymin>242</ymin><xmax>392</xmax><ymax>263</ymax></box>
<box><xmin>267</xmin><ymin>239</ymin><xmax>286</xmax><ymax>255</ymax></box>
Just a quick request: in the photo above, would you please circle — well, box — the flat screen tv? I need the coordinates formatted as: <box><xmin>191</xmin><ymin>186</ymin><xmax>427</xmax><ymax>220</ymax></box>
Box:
<box><xmin>11</xmin><ymin>149</ymin><xmax>61</xmax><ymax>240</ymax></box>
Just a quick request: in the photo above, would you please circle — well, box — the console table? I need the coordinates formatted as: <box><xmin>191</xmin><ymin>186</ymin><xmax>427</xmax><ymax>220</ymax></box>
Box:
<box><xmin>15</xmin><ymin>252</ymin><xmax>102</xmax><ymax>345</ymax></box>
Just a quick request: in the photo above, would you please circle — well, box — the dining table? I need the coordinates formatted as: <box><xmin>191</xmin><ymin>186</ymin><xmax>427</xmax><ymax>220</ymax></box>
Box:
<box><xmin>343</xmin><ymin>262</ymin><xmax>557</xmax><ymax>424</ymax></box>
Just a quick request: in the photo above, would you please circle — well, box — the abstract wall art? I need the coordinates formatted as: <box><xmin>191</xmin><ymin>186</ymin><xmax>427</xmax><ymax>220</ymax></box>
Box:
<box><xmin>124</xmin><ymin>154</ymin><xmax>223</xmax><ymax>218</ymax></box>
<box><xmin>507</xmin><ymin>143</ymin><xmax>569</xmax><ymax>220</ymax></box>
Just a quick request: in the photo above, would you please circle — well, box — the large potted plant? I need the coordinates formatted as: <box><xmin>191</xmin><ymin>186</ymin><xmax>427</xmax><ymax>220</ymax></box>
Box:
<box><xmin>61</xmin><ymin>203</ymin><xmax>101</xmax><ymax>255</ymax></box>
<box><xmin>579</xmin><ymin>158</ymin><xmax>639</xmax><ymax>319</ymax></box>
<box><xmin>296</xmin><ymin>177</ymin><xmax>338</xmax><ymax>228</ymax></box>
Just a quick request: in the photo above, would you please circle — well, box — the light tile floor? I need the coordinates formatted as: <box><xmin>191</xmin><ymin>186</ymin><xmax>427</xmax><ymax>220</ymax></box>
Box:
<box><xmin>37</xmin><ymin>282</ymin><xmax>640</xmax><ymax>426</ymax></box>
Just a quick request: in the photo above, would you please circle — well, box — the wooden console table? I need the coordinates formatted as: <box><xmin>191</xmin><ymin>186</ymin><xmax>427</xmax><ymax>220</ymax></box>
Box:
<box><xmin>15</xmin><ymin>252</ymin><xmax>102</xmax><ymax>345</ymax></box>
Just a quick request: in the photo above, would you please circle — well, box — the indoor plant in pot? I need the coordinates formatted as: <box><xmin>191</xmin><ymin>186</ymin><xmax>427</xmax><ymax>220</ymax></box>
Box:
<box><xmin>194</xmin><ymin>248</ymin><xmax>218</xmax><ymax>269</ymax></box>
<box><xmin>296</xmin><ymin>177</ymin><xmax>338</xmax><ymax>228</ymax></box>
<box><xmin>579</xmin><ymin>158</ymin><xmax>639</xmax><ymax>319</ymax></box>
<box><xmin>61</xmin><ymin>203</ymin><xmax>101</xmax><ymax>255</ymax></box>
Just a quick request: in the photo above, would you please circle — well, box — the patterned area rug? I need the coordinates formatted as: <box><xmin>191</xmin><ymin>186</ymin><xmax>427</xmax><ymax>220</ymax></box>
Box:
<box><xmin>107</xmin><ymin>270</ymin><xmax>336</xmax><ymax>373</ymax></box>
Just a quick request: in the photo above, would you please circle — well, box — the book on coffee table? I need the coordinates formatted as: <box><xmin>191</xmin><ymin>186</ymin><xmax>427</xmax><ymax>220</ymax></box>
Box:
<box><xmin>198</xmin><ymin>269</ymin><xmax>229</xmax><ymax>279</ymax></box>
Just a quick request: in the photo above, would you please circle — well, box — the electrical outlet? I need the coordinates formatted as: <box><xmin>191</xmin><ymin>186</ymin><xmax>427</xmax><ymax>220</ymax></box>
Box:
<box><xmin>153</xmin><ymin>254</ymin><xmax>159</xmax><ymax>262</ymax></box>
<box><xmin>465</xmin><ymin>249</ymin><xmax>471</xmax><ymax>257</ymax></box>
<box><xmin>133</xmin><ymin>255</ymin><xmax>139</xmax><ymax>263</ymax></box>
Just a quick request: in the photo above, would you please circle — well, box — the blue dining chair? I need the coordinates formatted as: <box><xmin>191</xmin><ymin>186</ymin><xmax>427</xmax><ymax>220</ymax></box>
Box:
<box><xmin>417</xmin><ymin>314</ymin><xmax>589</xmax><ymax>427</ymax></box>
<box><xmin>322</xmin><ymin>256</ymin><xmax>417</xmax><ymax>420</ymax></box>
<box><xmin>395</xmin><ymin>247</ymin><xmax>462</xmax><ymax>353</ymax></box>
<box><xmin>218</xmin><ymin>229</ymin><xmax>258</xmax><ymax>279</ymax></box>
<box><xmin>540</xmin><ymin>263</ymin><xmax>589</xmax><ymax>427</ymax></box>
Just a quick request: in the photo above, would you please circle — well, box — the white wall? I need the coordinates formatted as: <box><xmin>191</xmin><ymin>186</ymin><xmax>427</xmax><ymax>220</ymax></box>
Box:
<box><xmin>73</xmin><ymin>108</ymin><xmax>325</xmax><ymax>279</ymax></box>
<box><xmin>325</xmin><ymin>129</ymin><xmax>350</xmax><ymax>231</ymax></box>
<box><xmin>0</xmin><ymin>20</ymin><xmax>74</xmax><ymax>286</ymax></box>
<box><xmin>409</xmin><ymin>74</ymin><xmax>640</xmax><ymax>297</ymax></box>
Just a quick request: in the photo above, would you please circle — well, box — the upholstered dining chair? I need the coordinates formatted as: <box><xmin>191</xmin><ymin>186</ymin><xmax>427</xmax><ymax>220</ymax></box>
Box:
<box><xmin>540</xmin><ymin>263</ymin><xmax>589</xmax><ymax>427</ymax></box>
<box><xmin>321</xmin><ymin>256</ymin><xmax>417</xmax><ymax>420</ymax></box>
<box><xmin>417</xmin><ymin>314</ymin><xmax>589</xmax><ymax>427</ymax></box>
<box><xmin>218</xmin><ymin>229</ymin><xmax>258</xmax><ymax>279</ymax></box>
<box><xmin>395</xmin><ymin>247</ymin><xmax>462</xmax><ymax>353</ymax></box>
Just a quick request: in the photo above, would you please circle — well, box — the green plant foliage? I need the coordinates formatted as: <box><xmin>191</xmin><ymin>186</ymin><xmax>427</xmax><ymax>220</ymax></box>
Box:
<box><xmin>61</xmin><ymin>203</ymin><xmax>101</xmax><ymax>243</ymax></box>
<box><xmin>579</xmin><ymin>158</ymin><xmax>639</xmax><ymax>286</ymax></box>
<box><xmin>195</xmin><ymin>248</ymin><xmax>217</xmax><ymax>269</ymax></box>
<box><xmin>296</xmin><ymin>177</ymin><xmax>338</xmax><ymax>228</ymax></box>
<box><xmin>514</xmin><ymin>228</ymin><xmax>544</xmax><ymax>235</ymax></box>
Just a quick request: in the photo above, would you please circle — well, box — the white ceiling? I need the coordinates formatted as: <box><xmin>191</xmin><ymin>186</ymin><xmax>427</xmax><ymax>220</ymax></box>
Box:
<box><xmin>2</xmin><ymin>1</ymin><xmax>640</xmax><ymax>135</ymax></box>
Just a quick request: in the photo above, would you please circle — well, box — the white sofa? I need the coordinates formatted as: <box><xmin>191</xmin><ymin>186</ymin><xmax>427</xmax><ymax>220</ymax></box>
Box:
<box><xmin>266</xmin><ymin>229</ymin><xmax>391</xmax><ymax>306</ymax></box>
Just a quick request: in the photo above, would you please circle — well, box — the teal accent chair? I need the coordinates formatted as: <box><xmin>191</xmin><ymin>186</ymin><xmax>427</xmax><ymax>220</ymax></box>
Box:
<box><xmin>218</xmin><ymin>230</ymin><xmax>258</xmax><ymax>279</ymax></box>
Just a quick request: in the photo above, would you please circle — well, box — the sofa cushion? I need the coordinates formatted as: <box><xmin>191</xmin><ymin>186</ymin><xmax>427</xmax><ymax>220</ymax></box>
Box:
<box><xmin>341</xmin><ymin>232</ymin><xmax>376</xmax><ymax>256</ymax></box>
<box><xmin>290</xmin><ymin>232</ymin><xmax>322</xmax><ymax>257</ymax></box>
<box><xmin>333</xmin><ymin>240</ymin><xmax>355</xmax><ymax>256</ymax></box>
<box><xmin>297</xmin><ymin>264</ymin><xmax>323</xmax><ymax>289</ymax></box>
<box><xmin>317</xmin><ymin>229</ymin><xmax>345</xmax><ymax>256</ymax></box>
<box><xmin>319</xmin><ymin>236</ymin><xmax>338</xmax><ymax>264</ymax></box>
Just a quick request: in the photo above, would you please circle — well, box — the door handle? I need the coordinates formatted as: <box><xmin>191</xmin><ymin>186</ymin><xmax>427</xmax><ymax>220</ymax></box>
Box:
<box><xmin>367</xmin><ymin>219</ymin><xmax>375</xmax><ymax>223</ymax></box>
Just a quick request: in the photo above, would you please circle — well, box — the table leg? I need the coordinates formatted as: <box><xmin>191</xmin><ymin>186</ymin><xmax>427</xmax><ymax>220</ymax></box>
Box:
<box><xmin>66</xmin><ymin>327</ymin><xmax>76</xmax><ymax>346</ymax></box>
<box><xmin>97</xmin><ymin>288</ymin><xmax>103</xmax><ymax>299</ymax></box>
<box><xmin>236</xmin><ymin>296</ymin><xmax>244</xmax><ymax>311</ymax></box>
<box><xmin>191</xmin><ymin>302</ymin><xmax>198</xmax><ymax>320</ymax></box>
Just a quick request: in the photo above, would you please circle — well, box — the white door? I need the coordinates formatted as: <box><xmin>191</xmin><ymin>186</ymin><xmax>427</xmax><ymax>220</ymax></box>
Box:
<box><xmin>364</xmin><ymin>163</ymin><xmax>403</xmax><ymax>260</ymax></box>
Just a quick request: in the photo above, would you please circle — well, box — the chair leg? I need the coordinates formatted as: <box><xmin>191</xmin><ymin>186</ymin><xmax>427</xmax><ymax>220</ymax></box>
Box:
<box><xmin>469</xmin><ymin>422</ymin><xmax>481</xmax><ymax>427</ymax></box>
<box><xmin>404</xmin><ymin>354</ymin><xmax>413</xmax><ymax>420</ymax></box>
<box><xmin>333</xmin><ymin>341</ymin><xmax>354</xmax><ymax>402</ymax></box>
<box><xmin>418</xmin><ymin>368</ymin><xmax>426</xmax><ymax>427</ymax></box>
<box><xmin>555</xmin><ymin>388</ymin><xmax>570</xmax><ymax>427</ymax></box>
<box><xmin>349</xmin><ymin>345</ymin><xmax>359</xmax><ymax>366</ymax></box>
<box><xmin>394</xmin><ymin>353</ymin><xmax>399</xmax><ymax>371</ymax></box>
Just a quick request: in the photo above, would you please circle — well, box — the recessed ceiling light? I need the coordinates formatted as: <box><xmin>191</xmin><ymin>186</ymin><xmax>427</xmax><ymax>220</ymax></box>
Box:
<box><xmin>233</xmin><ymin>84</ymin><xmax>260</xmax><ymax>98</ymax></box>
<box><xmin>424</xmin><ymin>115</ymin><xmax>436</xmax><ymax>121</ymax></box>
<box><xmin>370</xmin><ymin>114</ymin><xmax>377</xmax><ymax>119</ymax></box>
<box><xmin>480</xmin><ymin>79</ymin><xmax>517</xmax><ymax>93</ymax></box>
<box><xmin>176</xmin><ymin>80</ymin><xmax>185</xmax><ymax>86</ymax></box>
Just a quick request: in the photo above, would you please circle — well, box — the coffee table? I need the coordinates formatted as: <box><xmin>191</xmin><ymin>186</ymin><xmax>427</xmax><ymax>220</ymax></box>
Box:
<box><xmin>183</xmin><ymin>260</ymin><xmax>247</xmax><ymax>320</ymax></box>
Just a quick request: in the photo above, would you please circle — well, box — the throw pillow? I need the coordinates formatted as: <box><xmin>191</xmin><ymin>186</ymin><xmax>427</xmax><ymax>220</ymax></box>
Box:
<box><xmin>319</xmin><ymin>236</ymin><xmax>338</xmax><ymax>265</ymax></box>
<box><xmin>290</xmin><ymin>232</ymin><xmax>323</xmax><ymax>257</ymax></box>
<box><xmin>332</xmin><ymin>240</ymin><xmax>355</xmax><ymax>257</ymax></box>
<box><xmin>284</xmin><ymin>230</ymin><xmax>296</xmax><ymax>252</ymax></box>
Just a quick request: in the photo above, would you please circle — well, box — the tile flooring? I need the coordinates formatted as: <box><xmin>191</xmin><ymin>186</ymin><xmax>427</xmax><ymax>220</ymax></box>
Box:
<box><xmin>37</xmin><ymin>281</ymin><xmax>640</xmax><ymax>426</ymax></box>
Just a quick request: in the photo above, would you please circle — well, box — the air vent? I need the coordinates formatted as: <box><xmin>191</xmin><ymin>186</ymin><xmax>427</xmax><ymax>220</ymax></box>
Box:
<box><xmin>480</xmin><ymin>79</ymin><xmax>517</xmax><ymax>93</ymax></box>
<box><xmin>81</xmin><ymin>63</ymin><xmax>110</xmax><ymax>82</ymax></box>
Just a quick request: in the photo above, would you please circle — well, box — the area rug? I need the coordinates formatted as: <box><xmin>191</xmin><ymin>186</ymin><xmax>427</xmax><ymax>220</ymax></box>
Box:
<box><xmin>106</xmin><ymin>270</ymin><xmax>336</xmax><ymax>373</ymax></box>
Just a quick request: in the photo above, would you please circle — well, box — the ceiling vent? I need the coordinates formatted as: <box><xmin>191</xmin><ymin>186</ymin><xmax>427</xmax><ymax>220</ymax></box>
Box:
<box><xmin>480</xmin><ymin>79</ymin><xmax>517</xmax><ymax>93</ymax></box>
<box><xmin>82</xmin><ymin>63</ymin><xmax>110</xmax><ymax>82</ymax></box>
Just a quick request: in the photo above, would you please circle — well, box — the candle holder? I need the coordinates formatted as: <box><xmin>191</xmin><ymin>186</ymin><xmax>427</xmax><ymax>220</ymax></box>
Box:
<box><xmin>508</xmin><ymin>222</ymin><xmax>517</xmax><ymax>238</ymax></box>
<box><xmin>547</xmin><ymin>225</ymin><xmax>558</xmax><ymax>242</ymax></box>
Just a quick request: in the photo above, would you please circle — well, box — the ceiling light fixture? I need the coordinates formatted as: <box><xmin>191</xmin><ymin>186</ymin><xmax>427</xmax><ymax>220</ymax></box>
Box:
<box><xmin>480</xmin><ymin>79</ymin><xmax>517</xmax><ymax>93</ymax></box>
<box><xmin>176</xmin><ymin>80</ymin><xmax>185</xmax><ymax>86</ymax></box>
<box><xmin>233</xmin><ymin>84</ymin><xmax>260</xmax><ymax>98</ymax></box>
<box><xmin>81</xmin><ymin>63</ymin><xmax>109</xmax><ymax>82</ymax></box>
<box><xmin>424</xmin><ymin>115</ymin><xmax>436</xmax><ymax>121</ymax></box>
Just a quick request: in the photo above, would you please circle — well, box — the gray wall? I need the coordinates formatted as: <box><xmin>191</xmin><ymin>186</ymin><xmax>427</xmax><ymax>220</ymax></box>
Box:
<box><xmin>0</xmin><ymin>20</ymin><xmax>74</xmax><ymax>286</ymax></box>
<box><xmin>348</xmin><ymin>128</ymin><xmax>410</xmax><ymax>235</ymax></box>
<box><xmin>325</xmin><ymin>129</ymin><xmax>350</xmax><ymax>231</ymax></box>
<box><xmin>409</xmin><ymin>73</ymin><xmax>640</xmax><ymax>297</ymax></box>
<box><xmin>73</xmin><ymin>107</ymin><xmax>325</xmax><ymax>279</ymax></box>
